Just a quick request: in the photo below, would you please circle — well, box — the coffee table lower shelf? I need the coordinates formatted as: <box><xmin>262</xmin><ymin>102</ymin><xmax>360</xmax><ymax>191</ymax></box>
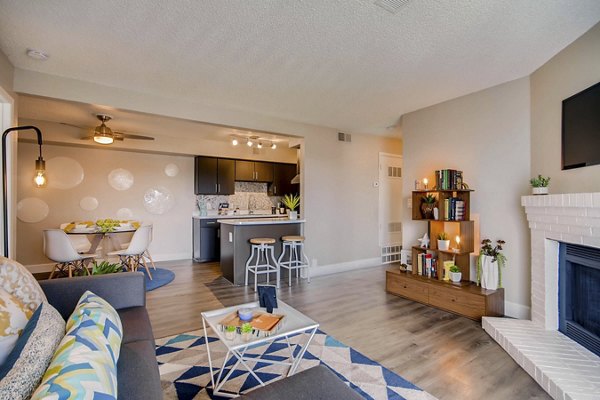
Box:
<box><xmin>386</xmin><ymin>268</ymin><xmax>504</xmax><ymax>320</ymax></box>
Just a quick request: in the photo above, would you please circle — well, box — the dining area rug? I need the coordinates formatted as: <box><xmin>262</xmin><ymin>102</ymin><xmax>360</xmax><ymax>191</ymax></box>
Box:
<box><xmin>156</xmin><ymin>329</ymin><xmax>437</xmax><ymax>400</ymax></box>
<box><xmin>137</xmin><ymin>267</ymin><xmax>175</xmax><ymax>291</ymax></box>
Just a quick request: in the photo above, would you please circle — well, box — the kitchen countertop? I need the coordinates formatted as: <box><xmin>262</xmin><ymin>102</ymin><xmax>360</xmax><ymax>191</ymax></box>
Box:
<box><xmin>193</xmin><ymin>213</ymin><xmax>284</xmax><ymax>220</ymax></box>
<box><xmin>218</xmin><ymin>218</ymin><xmax>305</xmax><ymax>226</ymax></box>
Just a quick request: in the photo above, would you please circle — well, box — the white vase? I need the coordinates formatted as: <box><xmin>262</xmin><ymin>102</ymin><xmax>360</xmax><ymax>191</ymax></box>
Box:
<box><xmin>449</xmin><ymin>272</ymin><xmax>462</xmax><ymax>283</ymax></box>
<box><xmin>480</xmin><ymin>255</ymin><xmax>499</xmax><ymax>290</ymax></box>
<box><xmin>532</xmin><ymin>187</ymin><xmax>548</xmax><ymax>195</ymax></box>
<box><xmin>288</xmin><ymin>211</ymin><xmax>298</xmax><ymax>220</ymax></box>
<box><xmin>433</xmin><ymin>207</ymin><xmax>439</xmax><ymax>220</ymax></box>
<box><xmin>437</xmin><ymin>240</ymin><xmax>450</xmax><ymax>251</ymax></box>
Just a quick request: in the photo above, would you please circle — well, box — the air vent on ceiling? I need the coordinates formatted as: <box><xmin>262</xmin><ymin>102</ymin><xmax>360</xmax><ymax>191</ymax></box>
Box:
<box><xmin>374</xmin><ymin>0</ymin><xmax>410</xmax><ymax>14</ymax></box>
<box><xmin>338</xmin><ymin>132</ymin><xmax>352</xmax><ymax>142</ymax></box>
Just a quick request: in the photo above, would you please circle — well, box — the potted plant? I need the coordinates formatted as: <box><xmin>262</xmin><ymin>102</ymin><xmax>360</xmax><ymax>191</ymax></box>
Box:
<box><xmin>224</xmin><ymin>325</ymin><xmax>237</xmax><ymax>341</ymax></box>
<box><xmin>91</xmin><ymin>261</ymin><xmax>122</xmax><ymax>275</ymax></box>
<box><xmin>420</xmin><ymin>194</ymin><xmax>436</xmax><ymax>219</ymax></box>
<box><xmin>437</xmin><ymin>232</ymin><xmax>450</xmax><ymax>251</ymax></box>
<box><xmin>282</xmin><ymin>194</ymin><xmax>300</xmax><ymax>220</ymax></box>
<box><xmin>240</xmin><ymin>322</ymin><xmax>253</xmax><ymax>342</ymax></box>
<box><xmin>449</xmin><ymin>265</ymin><xmax>462</xmax><ymax>283</ymax></box>
<box><xmin>477</xmin><ymin>239</ymin><xmax>507</xmax><ymax>290</ymax></box>
<box><xmin>530</xmin><ymin>175</ymin><xmax>550</xmax><ymax>195</ymax></box>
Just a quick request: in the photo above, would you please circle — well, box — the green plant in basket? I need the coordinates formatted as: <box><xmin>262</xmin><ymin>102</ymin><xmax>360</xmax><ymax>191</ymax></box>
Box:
<box><xmin>240</xmin><ymin>323</ymin><xmax>253</xmax><ymax>334</ymax></box>
<box><xmin>282</xmin><ymin>194</ymin><xmax>300</xmax><ymax>211</ymax></box>
<box><xmin>91</xmin><ymin>261</ymin><xmax>122</xmax><ymax>275</ymax></box>
<box><xmin>421</xmin><ymin>194</ymin><xmax>436</xmax><ymax>204</ymax></box>
<box><xmin>225</xmin><ymin>326</ymin><xmax>236</xmax><ymax>333</ymax></box>
<box><xmin>96</xmin><ymin>218</ymin><xmax>120</xmax><ymax>233</ymax></box>
<box><xmin>530</xmin><ymin>175</ymin><xmax>550</xmax><ymax>188</ymax></box>
<box><xmin>449</xmin><ymin>265</ymin><xmax>461</xmax><ymax>273</ymax></box>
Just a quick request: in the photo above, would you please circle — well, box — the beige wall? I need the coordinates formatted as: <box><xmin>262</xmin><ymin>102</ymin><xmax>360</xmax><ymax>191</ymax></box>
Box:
<box><xmin>13</xmin><ymin>72</ymin><xmax>402</xmax><ymax>271</ymax></box>
<box><xmin>531</xmin><ymin>22</ymin><xmax>600</xmax><ymax>193</ymax></box>
<box><xmin>0</xmin><ymin>49</ymin><xmax>14</xmax><ymax>95</ymax></box>
<box><xmin>17</xmin><ymin>142</ymin><xmax>196</xmax><ymax>266</ymax></box>
<box><xmin>401</xmin><ymin>77</ymin><xmax>531</xmax><ymax>317</ymax></box>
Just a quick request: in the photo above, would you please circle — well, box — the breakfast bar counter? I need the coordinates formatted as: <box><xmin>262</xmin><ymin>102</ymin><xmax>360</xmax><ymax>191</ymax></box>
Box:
<box><xmin>218</xmin><ymin>218</ymin><xmax>305</xmax><ymax>285</ymax></box>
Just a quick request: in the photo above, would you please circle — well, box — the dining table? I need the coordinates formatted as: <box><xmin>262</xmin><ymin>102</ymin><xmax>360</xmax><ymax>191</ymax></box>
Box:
<box><xmin>65</xmin><ymin>225</ymin><xmax>138</xmax><ymax>259</ymax></box>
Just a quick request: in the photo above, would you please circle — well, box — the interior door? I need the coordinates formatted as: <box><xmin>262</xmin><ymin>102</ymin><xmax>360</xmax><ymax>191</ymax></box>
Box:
<box><xmin>254</xmin><ymin>162</ymin><xmax>273</xmax><ymax>182</ymax></box>
<box><xmin>194</xmin><ymin>156</ymin><xmax>218</xmax><ymax>194</ymax></box>
<box><xmin>217</xmin><ymin>159</ymin><xmax>235</xmax><ymax>194</ymax></box>
<box><xmin>379</xmin><ymin>154</ymin><xmax>403</xmax><ymax>253</ymax></box>
<box><xmin>235</xmin><ymin>160</ymin><xmax>255</xmax><ymax>181</ymax></box>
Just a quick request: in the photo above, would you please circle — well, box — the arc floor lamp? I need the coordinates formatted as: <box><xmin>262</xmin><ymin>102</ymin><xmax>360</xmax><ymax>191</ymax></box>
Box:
<box><xmin>2</xmin><ymin>126</ymin><xmax>46</xmax><ymax>257</ymax></box>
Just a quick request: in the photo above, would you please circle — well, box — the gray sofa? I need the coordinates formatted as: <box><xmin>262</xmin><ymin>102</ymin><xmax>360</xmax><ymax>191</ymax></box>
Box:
<box><xmin>39</xmin><ymin>272</ymin><xmax>162</xmax><ymax>400</ymax></box>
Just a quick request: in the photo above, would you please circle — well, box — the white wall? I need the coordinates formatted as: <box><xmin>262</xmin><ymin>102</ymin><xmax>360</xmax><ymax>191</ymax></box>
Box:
<box><xmin>13</xmin><ymin>70</ymin><xmax>402</xmax><ymax>271</ymax></box>
<box><xmin>401</xmin><ymin>77</ymin><xmax>531</xmax><ymax>317</ymax></box>
<box><xmin>531</xmin><ymin>22</ymin><xmax>600</xmax><ymax>193</ymax></box>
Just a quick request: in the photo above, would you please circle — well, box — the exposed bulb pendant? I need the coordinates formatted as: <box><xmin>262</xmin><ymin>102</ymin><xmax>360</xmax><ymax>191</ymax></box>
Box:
<box><xmin>33</xmin><ymin>156</ymin><xmax>47</xmax><ymax>188</ymax></box>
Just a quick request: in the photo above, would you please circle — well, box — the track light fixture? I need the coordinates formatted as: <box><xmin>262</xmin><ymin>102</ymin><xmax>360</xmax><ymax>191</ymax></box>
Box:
<box><xmin>271</xmin><ymin>142</ymin><xmax>277</xmax><ymax>149</ymax></box>
<box><xmin>257</xmin><ymin>142</ymin><xmax>263</xmax><ymax>149</ymax></box>
<box><xmin>232</xmin><ymin>138</ymin><xmax>239</xmax><ymax>146</ymax></box>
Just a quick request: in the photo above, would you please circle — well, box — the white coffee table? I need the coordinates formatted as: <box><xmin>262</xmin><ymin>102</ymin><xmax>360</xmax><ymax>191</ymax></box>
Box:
<box><xmin>201</xmin><ymin>300</ymin><xmax>319</xmax><ymax>398</ymax></box>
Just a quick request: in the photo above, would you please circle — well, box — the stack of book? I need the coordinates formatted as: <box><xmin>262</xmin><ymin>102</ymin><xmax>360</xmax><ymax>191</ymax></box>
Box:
<box><xmin>443</xmin><ymin>197</ymin><xmax>465</xmax><ymax>221</ymax></box>
<box><xmin>434</xmin><ymin>169</ymin><xmax>463</xmax><ymax>190</ymax></box>
<box><xmin>416</xmin><ymin>252</ymin><xmax>438</xmax><ymax>278</ymax></box>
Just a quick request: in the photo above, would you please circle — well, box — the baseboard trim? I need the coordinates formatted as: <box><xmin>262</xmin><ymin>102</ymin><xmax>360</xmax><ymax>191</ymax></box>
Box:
<box><xmin>310</xmin><ymin>257</ymin><xmax>381</xmax><ymax>277</ymax></box>
<box><xmin>504</xmin><ymin>300</ymin><xmax>531</xmax><ymax>319</ymax></box>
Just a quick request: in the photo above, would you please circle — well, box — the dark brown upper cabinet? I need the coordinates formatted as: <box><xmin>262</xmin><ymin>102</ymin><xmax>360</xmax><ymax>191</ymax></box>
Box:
<box><xmin>269</xmin><ymin>163</ymin><xmax>298</xmax><ymax>196</ymax></box>
<box><xmin>235</xmin><ymin>160</ymin><xmax>274</xmax><ymax>183</ymax></box>
<box><xmin>194</xmin><ymin>156</ymin><xmax>235</xmax><ymax>195</ymax></box>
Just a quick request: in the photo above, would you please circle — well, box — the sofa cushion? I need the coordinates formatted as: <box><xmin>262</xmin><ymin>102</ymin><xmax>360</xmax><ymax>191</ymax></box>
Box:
<box><xmin>117</xmin><ymin>340</ymin><xmax>162</xmax><ymax>400</ymax></box>
<box><xmin>117</xmin><ymin>306</ymin><xmax>155</xmax><ymax>345</ymax></box>
<box><xmin>0</xmin><ymin>287</ymin><xmax>33</xmax><ymax>364</ymax></box>
<box><xmin>0</xmin><ymin>257</ymin><xmax>46</xmax><ymax>313</ymax></box>
<box><xmin>0</xmin><ymin>302</ymin><xmax>65</xmax><ymax>400</ymax></box>
<box><xmin>240</xmin><ymin>365</ymin><xmax>363</xmax><ymax>400</ymax></box>
<box><xmin>67</xmin><ymin>291</ymin><xmax>123</xmax><ymax>362</ymax></box>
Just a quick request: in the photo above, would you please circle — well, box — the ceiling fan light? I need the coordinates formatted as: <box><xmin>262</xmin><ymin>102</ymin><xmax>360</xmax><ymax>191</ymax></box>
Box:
<box><xmin>94</xmin><ymin>134</ymin><xmax>114</xmax><ymax>145</ymax></box>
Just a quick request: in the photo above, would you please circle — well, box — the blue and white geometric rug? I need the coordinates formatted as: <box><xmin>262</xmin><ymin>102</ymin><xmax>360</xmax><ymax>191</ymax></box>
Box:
<box><xmin>156</xmin><ymin>329</ymin><xmax>437</xmax><ymax>400</ymax></box>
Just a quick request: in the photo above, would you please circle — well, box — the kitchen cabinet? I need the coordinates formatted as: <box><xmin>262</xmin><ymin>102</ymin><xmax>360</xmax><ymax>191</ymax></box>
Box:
<box><xmin>192</xmin><ymin>218</ymin><xmax>220</xmax><ymax>262</ymax></box>
<box><xmin>269</xmin><ymin>163</ymin><xmax>298</xmax><ymax>196</ymax></box>
<box><xmin>234</xmin><ymin>160</ymin><xmax>274</xmax><ymax>183</ymax></box>
<box><xmin>194</xmin><ymin>156</ymin><xmax>235</xmax><ymax>195</ymax></box>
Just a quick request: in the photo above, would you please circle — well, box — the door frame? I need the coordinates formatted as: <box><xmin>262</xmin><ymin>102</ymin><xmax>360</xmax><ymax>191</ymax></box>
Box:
<box><xmin>0</xmin><ymin>85</ymin><xmax>16</xmax><ymax>257</ymax></box>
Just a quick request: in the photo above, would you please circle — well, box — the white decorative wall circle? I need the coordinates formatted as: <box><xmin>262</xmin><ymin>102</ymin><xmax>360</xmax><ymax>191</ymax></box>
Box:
<box><xmin>108</xmin><ymin>168</ymin><xmax>134</xmax><ymax>191</ymax></box>
<box><xmin>79</xmin><ymin>197</ymin><xmax>99</xmax><ymax>211</ymax></box>
<box><xmin>116</xmin><ymin>208</ymin><xmax>134</xmax><ymax>220</ymax></box>
<box><xmin>164</xmin><ymin>163</ymin><xmax>179</xmax><ymax>177</ymax></box>
<box><xmin>46</xmin><ymin>157</ymin><xmax>84</xmax><ymax>189</ymax></box>
<box><xmin>143</xmin><ymin>186</ymin><xmax>175</xmax><ymax>215</ymax></box>
<box><xmin>17</xmin><ymin>198</ymin><xmax>49</xmax><ymax>223</ymax></box>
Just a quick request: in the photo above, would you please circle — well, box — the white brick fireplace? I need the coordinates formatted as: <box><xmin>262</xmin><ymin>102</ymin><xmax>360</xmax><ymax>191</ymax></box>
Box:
<box><xmin>483</xmin><ymin>193</ymin><xmax>600</xmax><ymax>400</ymax></box>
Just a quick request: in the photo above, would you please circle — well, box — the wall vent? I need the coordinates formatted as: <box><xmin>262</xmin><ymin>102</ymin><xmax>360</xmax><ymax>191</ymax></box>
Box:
<box><xmin>374</xmin><ymin>0</ymin><xmax>410</xmax><ymax>14</ymax></box>
<box><xmin>381</xmin><ymin>244</ymin><xmax>402</xmax><ymax>264</ymax></box>
<box><xmin>388</xmin><ymin>166</ymin><xmax>401</xmax><ymax>178</ymax></box>
<box><xmin>338</xmin><ymin>132</ymin><xmax>352</xmax><ymax>142</ymax></box>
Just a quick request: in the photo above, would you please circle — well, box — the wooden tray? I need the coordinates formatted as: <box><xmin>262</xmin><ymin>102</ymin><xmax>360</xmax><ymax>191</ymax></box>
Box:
<box><xmin>219</xmin><ymin>310</ymin><xmax>284</xmax><ymax>332</ymax></box>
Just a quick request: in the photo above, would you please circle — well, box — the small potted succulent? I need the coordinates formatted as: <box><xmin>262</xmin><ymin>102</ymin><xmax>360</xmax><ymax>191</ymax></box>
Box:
<box><xmin>224</xmin><ymin>325</ymin><xmax>237</xmax><ymax>341</ymax></box>
<box><xmin>437</xmin><ymin>232</ymin><xmax>450</xmax><ymax>251</ymax></box>
<box><xmin>420</xmin><ymin>194</ymin><xmax>437</xmax><ymax>219</ymax></box>
<box><xmin>282</xmin><ymin>194</ymin><xmax>300</xmax><ymax>220</ymax></box>
<box><xmin>530</xmin><ymin>175</ymin><xmax>550</xmax><ymax>195</ymax></box>
<box><xmin>240</xmin><ymin>322</ymin><xmax>253</xmax><ymax>342</ymax></box>
<box><xmin>449</xmin><ymin>265</ymin><xmax>462</xmax><ymax>283</ymax></box>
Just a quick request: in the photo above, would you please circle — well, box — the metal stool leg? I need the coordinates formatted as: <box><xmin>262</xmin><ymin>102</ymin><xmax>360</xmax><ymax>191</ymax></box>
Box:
<box><xmin>269</xmin><ymin>245</ymin><xmax>280</xmax><ymax>288</ymax></box>
<box><xmin>245</xmin><ymin>245</ymin><xmax>256</xmax><ymax>287</ymax></box>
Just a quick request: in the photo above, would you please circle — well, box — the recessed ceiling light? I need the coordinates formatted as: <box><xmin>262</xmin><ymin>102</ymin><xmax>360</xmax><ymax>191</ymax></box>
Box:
<box><xmin>232</xmin><ymin>138</ymin><xmax>239</xmax><ymax>146</ymax></box>
<box><xmin>26</xmin><ymin>48</ymin><xmax>49</xmax><ymax>61</ymax></box>
<box><xmin>247</xmin><ymin>139</ymin><xmax>253</xmax><ymax>147</ymax></box>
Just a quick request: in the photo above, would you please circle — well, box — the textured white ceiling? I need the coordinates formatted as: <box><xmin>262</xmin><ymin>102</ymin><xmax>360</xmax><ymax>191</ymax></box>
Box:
<box><xmin>1</xmin><ymin>0</ymin><xmax>600</xmax><ymax>134</ymax></box>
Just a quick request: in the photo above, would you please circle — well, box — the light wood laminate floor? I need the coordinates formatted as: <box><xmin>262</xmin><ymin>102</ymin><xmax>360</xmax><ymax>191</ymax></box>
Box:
<box><xmin>146</xmin><ymin>260</ymin><xmax>550</xmax><ymax>400</ymax></box>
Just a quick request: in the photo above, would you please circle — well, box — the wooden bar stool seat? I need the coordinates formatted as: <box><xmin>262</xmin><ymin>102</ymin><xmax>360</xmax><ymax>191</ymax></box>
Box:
<box><xmin>278</xmin><ymin>236</ymin><xmax>310</xmax><ymax>286</ymax></box>
<box><xmin>245</xmin><ymin>237</ymin><xmax>279</xmax><ymax>291</ymax></box>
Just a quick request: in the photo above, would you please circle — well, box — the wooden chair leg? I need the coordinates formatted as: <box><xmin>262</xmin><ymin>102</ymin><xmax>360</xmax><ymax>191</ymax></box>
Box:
<box><xmin>144</xmin><ymin>250</ymin><xmax>156</xmax><ymax>270</ymax></box>
<box><xmin>68</xmin><ymin>264</ymin><xmax>73</xmax><ymax>278</ymax></box>
<box><xmin>48</xmin><ymin>264</ymin><xmax>58</xmax><ymax>279</ymax></box>
<box><xmin>141</xmin><ymin>257</ymin><xmax>153</xmax><ymax>280</ymax></box>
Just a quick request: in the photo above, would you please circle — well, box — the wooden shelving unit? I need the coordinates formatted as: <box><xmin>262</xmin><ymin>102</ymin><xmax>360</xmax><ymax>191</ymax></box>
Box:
<box><xmin>386</xmin><ymin>187</ymin><xmax>504</xmax><ymax>320</ymax></box>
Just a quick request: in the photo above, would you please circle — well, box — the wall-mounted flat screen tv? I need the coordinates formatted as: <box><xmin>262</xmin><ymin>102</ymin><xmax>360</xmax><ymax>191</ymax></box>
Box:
<box><xmin>562</xmin><ymin>81</ymin><xmax>600</xmax><ymax>170</ymax></box>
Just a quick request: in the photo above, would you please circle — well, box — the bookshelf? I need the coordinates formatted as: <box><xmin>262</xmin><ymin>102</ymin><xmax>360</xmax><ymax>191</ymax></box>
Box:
<box><xmin>386</xmin><ymin>183</ymin><xmax>504</xmax><ymax>320</ymax></box>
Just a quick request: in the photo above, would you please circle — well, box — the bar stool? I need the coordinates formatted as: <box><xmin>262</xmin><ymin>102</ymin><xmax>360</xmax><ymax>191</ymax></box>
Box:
<box><xmin>277</xmin><ymin>235</ymin><xmax>310</xmax><ymax>286</ymax></box>
<box><xmin>245</xmin><ymin>238</ymin><xmax>280</xmax><ymax>291</ymax></box>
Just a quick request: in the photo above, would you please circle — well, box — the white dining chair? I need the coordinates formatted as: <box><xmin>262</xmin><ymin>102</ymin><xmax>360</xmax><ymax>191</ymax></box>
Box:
<box><xmin>60</xmin><ymin>223</ymin><xmax>94</xmax><ymax>253</ymax></box>
<box><xmin>108</xmin><ymin>225</ymin><xmax>153</xmax><ymax>280</ymax></box>
<box><xmin>43</xmin><ymin>229</ymin><xmax>96</xmax><ymax>279</ymax></box>
<box><xmin>120</xmin><ymin>223</ymin><xmax>156</xmax><ymax>270</ymax></box>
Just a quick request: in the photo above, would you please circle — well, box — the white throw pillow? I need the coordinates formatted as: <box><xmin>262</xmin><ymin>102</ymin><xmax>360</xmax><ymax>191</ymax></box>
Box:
<box><xmin>0</xmin><ymin>257</ymin><xmax>46</xmax><ymax>312</ymax></box>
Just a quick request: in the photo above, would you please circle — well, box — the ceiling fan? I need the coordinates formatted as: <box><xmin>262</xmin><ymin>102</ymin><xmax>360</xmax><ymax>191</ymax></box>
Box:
<box><xmin>62</xmin><ymin>114</ymin><xmax>155</xmax><ymax>145</ymax></box>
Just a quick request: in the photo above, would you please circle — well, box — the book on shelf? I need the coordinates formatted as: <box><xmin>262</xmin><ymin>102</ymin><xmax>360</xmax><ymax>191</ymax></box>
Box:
<box><xmin>415</xmin><ymin>251</ymin><xmax>438</xmax><ymax>279</ymax></box>
<box><xmin>442</xmin><ymin>197</ymin><xmax>465</xmax><ymax>221</ymax></box>
<box><xmin>434</xmin><ymin>169</ymin><xmax>464</xmax><ymax>190</ymax></box>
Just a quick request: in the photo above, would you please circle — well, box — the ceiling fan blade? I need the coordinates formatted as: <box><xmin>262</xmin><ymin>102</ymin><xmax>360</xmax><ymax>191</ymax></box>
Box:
<box><xmin>61</xmin><ymin>122</ymin><xmax>92</xmax><ymax>130</ymax></box>
<box><xmin>114</xmin><ymin>132</ymin><xmax>155</xmax><ymax>141</ymax></box>
<box><xmin>80</xmin><ymin>136</ymin><xmax>94</xmax><ymax>140</ymax></box>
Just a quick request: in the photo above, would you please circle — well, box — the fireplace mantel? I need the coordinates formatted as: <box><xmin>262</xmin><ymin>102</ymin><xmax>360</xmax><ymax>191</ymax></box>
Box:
<box><xmin>483</xmin><ymin>192</ymin><xmax>600</xmax><ymax>400</ymax></box>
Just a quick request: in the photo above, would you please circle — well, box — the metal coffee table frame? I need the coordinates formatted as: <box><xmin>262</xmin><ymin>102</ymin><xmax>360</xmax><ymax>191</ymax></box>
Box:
<box><xmin>201</xmin><ymin>300</ymin><xmax>319</xmax><ymax>398</ymax></box>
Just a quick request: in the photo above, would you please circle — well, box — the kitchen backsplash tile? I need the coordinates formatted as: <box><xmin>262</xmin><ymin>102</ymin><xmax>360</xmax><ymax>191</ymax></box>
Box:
<box><xmin>196</xmin><ymin>182</ymin><xmax>281</xmax><ymax>211</ymax></box>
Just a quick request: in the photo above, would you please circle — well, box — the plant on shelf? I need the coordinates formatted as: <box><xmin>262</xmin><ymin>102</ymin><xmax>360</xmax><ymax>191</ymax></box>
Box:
<box><xmin>437</xmin><ymin>232</ymin><xmax>450</xmax><ymax>251</ymax></box>
<box><xmin>420</xmin><ymin>194</ymin><xmax>437</xmax><ymax>219</ymax></box>
<box><xmin>477</xmin><ymin>239</ymin><xmax>507</xmax><ymax>290</ymax></box>
<box><xmin>224</xmin><ymin>325</ymin><xmax>237</xmax><ymax>340</ymax></box>
<box><xmin>240</xmin><ymin>322</ymin><xmax>253</xmax><ymax>342</ymax></box>
<box><xmin>530</xmin><ymin>174</ymin><xmax>550</xmax><ymax>195</ymax></box>
<box><xmin>448</xmin><ymin>265</ymin><xmax>462</xmax><ymax>283</ymax></box>
<box><xmin>91</xmin><ymin>261</ymin><xmax>122</xmax><ymax>275</ymax></box>
<box><xmin>282</xmin><ymin>194</ymin><xmax>300</xmax><ymax>220</ymax></box>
